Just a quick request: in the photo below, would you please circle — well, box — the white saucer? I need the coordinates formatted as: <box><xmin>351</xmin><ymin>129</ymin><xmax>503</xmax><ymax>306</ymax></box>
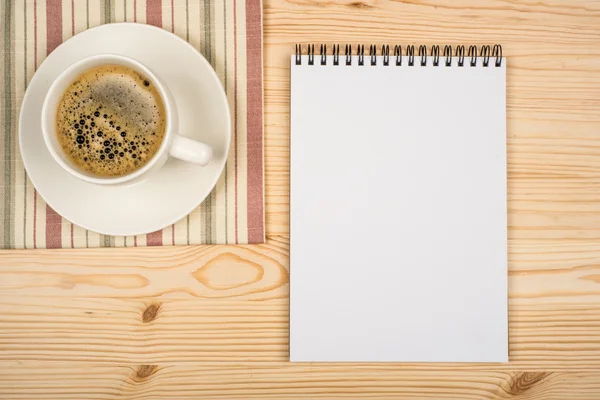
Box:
<box><xmin>19</xmin><ymin>23</ymin><xmax>231</xmax><ymax>236</ymax></box>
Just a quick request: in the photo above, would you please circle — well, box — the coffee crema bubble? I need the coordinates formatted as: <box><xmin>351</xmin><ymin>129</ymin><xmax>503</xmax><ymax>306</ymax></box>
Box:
<box><xmin>55</xmin><ymin>65</ymin><xmax>166</xmax><ymax>177</ymax></box>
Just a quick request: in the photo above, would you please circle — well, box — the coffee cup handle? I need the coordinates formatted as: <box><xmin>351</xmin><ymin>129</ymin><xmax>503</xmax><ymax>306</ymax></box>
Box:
<box><xmin>169</xmin><ymin>134</ymin><xmax>213</xmax><ymax>166</ymax></box>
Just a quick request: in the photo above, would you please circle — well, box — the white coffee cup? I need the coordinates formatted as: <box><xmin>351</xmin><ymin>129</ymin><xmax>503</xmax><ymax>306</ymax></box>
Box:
<box><xmin>41</xmin><ymin>54</ymin><xmax>213</xmax><ymax>186</ymax></box>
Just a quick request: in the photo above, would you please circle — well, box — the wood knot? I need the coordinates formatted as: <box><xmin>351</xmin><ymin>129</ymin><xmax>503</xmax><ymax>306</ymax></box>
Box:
<box><xmin>508</xmin><ymin>372</ymin><xmax>551</xmax><ymax>395</ymax></box>
<box><xmin>348</xmin><ymin>1</ymin><xmax>373</xmax><ymax>9</ymax></box>
<box><xmin>142</xmin><ymin>303</ymin><xmax>160</xmax><ymax>323</ymax></box>
<box><xmin>134</xmin><ymin>365</ymin><xmax>157</xmax><ymax>381</ymax></box>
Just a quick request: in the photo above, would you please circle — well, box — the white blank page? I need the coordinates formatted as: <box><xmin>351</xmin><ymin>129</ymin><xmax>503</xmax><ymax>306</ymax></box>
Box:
<box><xmin>290</xmin><ymin>55</ymin><xmax>507</xmax><ymax>362</ymax></box>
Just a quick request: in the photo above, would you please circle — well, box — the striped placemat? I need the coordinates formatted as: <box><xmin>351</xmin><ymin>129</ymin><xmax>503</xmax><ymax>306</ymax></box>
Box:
<box><xmin>0</xmin><ymin>0</ymin><xmax>264</xmax><ymax>248</ymax></box>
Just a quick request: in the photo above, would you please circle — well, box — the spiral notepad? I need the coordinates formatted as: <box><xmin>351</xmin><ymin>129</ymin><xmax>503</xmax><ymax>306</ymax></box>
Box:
<box><xmin>290</xmin><ymin>44</ymin><xmax>508</xmax><ymax>362</ymax></box>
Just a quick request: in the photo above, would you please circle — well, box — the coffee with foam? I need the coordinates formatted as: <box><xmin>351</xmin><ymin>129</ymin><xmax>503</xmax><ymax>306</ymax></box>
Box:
<box><xmin>55</xmin><ymin>65</ymin><xmax>166</xmax><ymax>177</ymax></box>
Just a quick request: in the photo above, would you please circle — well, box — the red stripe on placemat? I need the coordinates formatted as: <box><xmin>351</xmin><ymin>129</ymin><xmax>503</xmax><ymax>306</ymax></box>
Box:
<box><xmin>34</xmin><ymin>0</ymin><xmax>37</xmax><ymax>68</ymax></box>
<box><xmin>245</xmin><ymin>0</ymin><xmax>264</xmax><ymax>244</ymax></box>
<box><xmin>33</xmin><ymin>192</ymin><xmax>37</xmax><ymax>248</ymax></box>
<box><xmin>45</xmin><ymin>0</ymin><xmax>63</xmax><ymax>249</ymax></box>
<box><xmin>45</xmin><ymin>206</ymin><xmax>62</xmax><ymax>249</ymax></box>
<box><xmin>71</xmin><ymin>0</ymin><xmax>75</xmax><ymax>247</ymax></box>
<box><xmin>233</xmin><ymin>0</ymin><xmax>239</xmax><ymax>243</ymax></box>
<box><xmin>33</xmin><ymin>0</ymin><xmax>38</xmax><ymax>249</ymax></box>
<box><xmin>145</xmin><ymin>0</ymin><xmax>164</xmax><ymax>245</ymax></box>
<box><xmin>171</xmin><ymin>0</ymin><xmax>174</xmax><ymax>33</ymax></box>
<box><xmin>146</xmin><ymin>230</ymin><xmax>162</xmax><ymax>246</ymax></box>
<box><xmin>46</xmin><ymin>0</ymin><xmax>62</xmax><ymax>54</ymax></box>
<box><xmin>146</xmin><ymin>0</ymin><xmax>161</xmax><ymax>27</ymax></box>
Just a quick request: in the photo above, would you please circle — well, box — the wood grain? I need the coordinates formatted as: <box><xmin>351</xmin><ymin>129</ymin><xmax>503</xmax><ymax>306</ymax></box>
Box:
<box><xmin>3</xmin><ymin>0</ymin><xmax>600</xmax><ymax>397</ymax></box>
<box><xmin>2</xmin><ymin>363</ymin><xmax>600</xmax><ymax>400</ymax></box>
<box><xmin>3</xmin><ymin>236</ymin><xmax>600</xmax><ymax>368</ymax></box>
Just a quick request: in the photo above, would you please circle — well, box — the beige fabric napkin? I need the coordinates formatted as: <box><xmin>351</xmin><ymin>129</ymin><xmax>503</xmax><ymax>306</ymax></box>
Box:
<box><xmin>0</xmin><ymin>0</ymin><xmax>264</xmax><ymax>248</ymax></box>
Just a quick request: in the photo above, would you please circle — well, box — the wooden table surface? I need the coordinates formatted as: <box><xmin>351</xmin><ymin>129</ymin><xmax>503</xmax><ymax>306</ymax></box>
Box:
<box><xmin>2</xmin><ymin>0</ymin><xmax>600</xmax><ymax>398</ymax></box>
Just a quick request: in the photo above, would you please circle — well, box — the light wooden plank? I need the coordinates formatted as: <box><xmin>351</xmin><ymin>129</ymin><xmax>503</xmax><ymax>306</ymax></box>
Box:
<box><xmin>2</xmin><ymin>236</ymin><xmax>600</xmax><ymax>366</ymax></box>
<box><xmin>1</xmin><ymin>363</ymin><xmax>600</xmax><ymax>399</ymax></box>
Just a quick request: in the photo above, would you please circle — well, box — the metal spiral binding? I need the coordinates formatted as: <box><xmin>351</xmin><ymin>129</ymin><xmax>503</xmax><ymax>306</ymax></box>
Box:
<box><xmin>418</xmin><ymin>45</ymin><xmax>426</xmax><ymax>66</ymax></box>
<box><xmin>481</xmin><ymin>45</ymin><xmax>490</xmax><ymax>67</ymax></box>
<box><xmin>332</xmin><ymin>44</ymin><xmax>340</xmax><ymax>65</ymax></box>
<box><xmin>394</xmin><ymin>45</ymin><xmax>402</xmax><ymax>66</ymax></box>
<box><xmin>456</xmin><ymin>45</ymin><xmax>465</xmax><ymax>67</ymax></box>
<box><xmin>357</xmin><ymin>44</ymin><xmax>365</xmax><ymax>66</ymax></box>
<box><xmin>431</xmin><ymin>45</ymin><xmax>440</xmax><ymax>66</ymax></box>
<box><xmin>468</xmin><ymin>45</ymin><xmax>477</xmax><ymax>66</ymax></box>
<box><xmin>492</xmin><ymin>44</ymin><xmax>502</xmax><ymax>67</ymax></box>
<box><xmin>295</xmin><ymin>44</ymin><xmax>504</xmax><ymax>67</ymax></box>
<box><xmin>406</xmin><ymin>45</ymin><xmax>415</xmax><ymax>66</ymax></box>
<box><xmin>307</xmin><ymin>44</ymin><xmax>315</xmax><ymax>65</ymax></box>
<box><xmin>382</xmin><ymin>45</ymin><xmax>390</xmax><ymax>66</ymax></box>
<box><xmin>345</xmin><ymin>44</ymin><xmax>352</xmax><ymax>65</ymax></box>
<box><xmin>443</xmin><ymin>45</ymin><xmax>452</xmax><ymax>66</ymax></box>
<box><xmin>370</xmin><ymin>45</ymin><xmax>377</xmax><ymax>66</ymax></box>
